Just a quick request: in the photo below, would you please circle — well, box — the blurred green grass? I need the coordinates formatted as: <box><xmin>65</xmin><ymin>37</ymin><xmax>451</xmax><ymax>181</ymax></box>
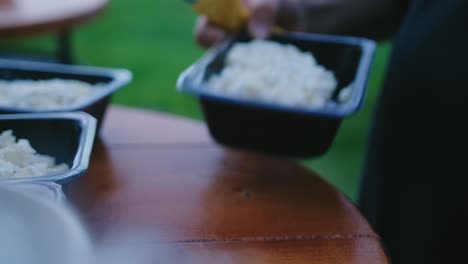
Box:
<box><xmin>0</xmin><ymin>0</ymin><xmax>391</xmax><ymax>201</ymax></box>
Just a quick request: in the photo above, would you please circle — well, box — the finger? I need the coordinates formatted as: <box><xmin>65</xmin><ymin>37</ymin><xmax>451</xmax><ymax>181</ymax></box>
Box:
<box><xmin>195</xmin><ymin>16</ymin><xmax>227</xmax><ymax>49</ymax></box>
<box><xmin>277</xmin><ymin>0</ymin><xmax>304</xmax><ymax>31</ymax></box>
<box><xmin>243</xmin><ymin>0</ymin><xmax>279</xmax><ymax>38</ymax></box>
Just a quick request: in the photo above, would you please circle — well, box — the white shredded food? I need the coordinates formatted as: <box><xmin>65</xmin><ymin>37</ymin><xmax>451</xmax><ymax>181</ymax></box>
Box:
<box><xmin>0</xmin><ymin>130</ymin><xmax>69</xmax><ymax>179</ymax></box>
<box><xmin>0</xmin><ymin>79</ymin><xmax>101</xmax><ymax>110</ymax></box>
<box><xmin>206</xmin><ymin>40</ymin><xmax>340</xmax><ymax>108</ymax></box>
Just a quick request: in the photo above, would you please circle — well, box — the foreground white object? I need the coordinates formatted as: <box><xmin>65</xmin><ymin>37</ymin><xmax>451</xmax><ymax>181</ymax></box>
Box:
<box><xmin>0</xmin><ymin>187</ymin><xmax>238</xmax><ymax>264</ymax></box>
<box><xmin>0</xmin><ymin>79</ymin><xmax>101</xmax><ymax>110</ymax></box>
<box><xmin>207</xmin><ymin>40</ymin><xmax>338</xmax><ymax>108</ymax></box>
<box><xmin>0</xmin><ymin>187</ymin><xmax>92</xmax><ymax>264</ymax></box>
<box><xmin>0</xmin><ymin>130</ymin><xmax>69</xmax><ymax>179</ymax></box>
<box><xmin>6</xmin><ymin>182</ymin><xmax>65</xmax><ymax>203</ymax></box>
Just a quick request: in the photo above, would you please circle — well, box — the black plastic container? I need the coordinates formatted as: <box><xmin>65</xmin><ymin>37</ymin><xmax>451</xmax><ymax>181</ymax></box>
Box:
<box><xmin>0</xmin><ymin>59</ymin><xmax>132</xmax><ymax>130</ymax></box>
<box><xmin>0</xmin><ymin>112</ymin><xmax>96</xmax><ymax>184</ymax></box>
<box><xmin>178</xmin><ymin>33</ymin><xmax>376</xmax><ymax>157</ymax></box>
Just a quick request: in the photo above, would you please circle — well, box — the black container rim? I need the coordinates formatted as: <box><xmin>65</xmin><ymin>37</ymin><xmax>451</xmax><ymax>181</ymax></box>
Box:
<box><xmin>0</xmin><ymin>112</ymin><xmax>97</xmax><ymax>184</ymax></box>
<box><xmin>177</xmin><ymin>32</ymin><xmax>377</xmax><ymax>118</ymax></box>
<box><xmin>0</xmin><ymin>58</ymin><xmax>132</xmax><ymax>113</ymax></box>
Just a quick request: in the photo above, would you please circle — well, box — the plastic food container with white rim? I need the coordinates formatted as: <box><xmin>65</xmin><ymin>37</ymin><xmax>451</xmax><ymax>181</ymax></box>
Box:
<box><xmin>4</xmin><ymin>182</ymin><xmax>66</xmax><ymax>203</ymax></box>
<box><xmin>0</xmin><ymin>112</ymin><xmax>97</xmax><ymax>185</ymax></box>
<box><xmin>178</xmin><ymin>32</ymin><xmax>376</xmax><ymax>157</ymax></box>
<box><xmin>0</xmin><ymin>58</ymin><xmax>132</xmax><ymax>131</ymax></box>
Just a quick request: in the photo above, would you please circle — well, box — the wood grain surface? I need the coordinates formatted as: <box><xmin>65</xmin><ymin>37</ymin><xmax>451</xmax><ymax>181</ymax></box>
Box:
<box><xmin>68</xmin><ymin>106</ymin><xmax>390</xmax><ymax>263</ymax></box>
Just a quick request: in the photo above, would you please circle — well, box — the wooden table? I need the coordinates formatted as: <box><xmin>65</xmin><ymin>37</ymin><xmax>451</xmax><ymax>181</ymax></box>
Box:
<box><xmin>0</xmin><ymin>0</ymin><xmax>108</xmax><ymax>63</ymax></box>
<box><xmin>69</xmin><ymin>106</ymin><xmax>390</xmax><ymax>263</ymax></box>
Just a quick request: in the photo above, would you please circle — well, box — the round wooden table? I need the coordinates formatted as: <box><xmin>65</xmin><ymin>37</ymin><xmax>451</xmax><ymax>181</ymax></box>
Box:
<box><xmin>0</xmin><ymin>0</ymin><xmax>108</xmax><ymax>63</ymax></box>
<box><xmin>69</xmin><ymin>106</ymin><xmax>390</xmax><ymax>263</ymax></box>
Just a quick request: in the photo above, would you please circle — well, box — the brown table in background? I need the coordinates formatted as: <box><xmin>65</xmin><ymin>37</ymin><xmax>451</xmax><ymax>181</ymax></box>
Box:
<box><xmin>69</xmin><ymin>106</ymin><xmax>390</xmax><ymax>263</ymax></box>
<box><xmin>0</xmin><ymin>0</ymin><xmax>108</xmax><ymax>63</ymax></box>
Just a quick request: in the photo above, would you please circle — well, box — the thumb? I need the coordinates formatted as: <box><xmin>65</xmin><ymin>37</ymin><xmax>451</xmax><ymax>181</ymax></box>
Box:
<box><xmin>243</xmin><ymin>0</ymin><xmax>280</xmax><ymax>39</ymax></box>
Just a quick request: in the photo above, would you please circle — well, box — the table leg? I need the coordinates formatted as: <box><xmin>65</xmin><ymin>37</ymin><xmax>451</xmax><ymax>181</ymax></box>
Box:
<box><xmin>57</xmin><ymin>30</ymin><xmax>73</xmax><ymax>64</ymax></box>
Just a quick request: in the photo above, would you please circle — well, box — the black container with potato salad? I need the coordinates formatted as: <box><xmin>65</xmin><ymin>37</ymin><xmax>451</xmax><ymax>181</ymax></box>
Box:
<box><xmin>0</xmin><ymin>59</ymin><xmax>132</xmax><ymax>131</ymax></box>
<box><xmin>0</xmin><ymin>112</ymin><xmax>96</xmax><ymax>185</ymax></box>
<box><xmin>178</xmin><ymin>32</ymin><xmax>376</xmax><ymax>157</ymax></box>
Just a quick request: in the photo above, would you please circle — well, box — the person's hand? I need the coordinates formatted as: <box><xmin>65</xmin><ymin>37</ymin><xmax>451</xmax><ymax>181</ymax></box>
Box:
<box><xmin>195</xmin><ymin>0</ymin><xmax>302</xmax><ymax>48</ymax></box>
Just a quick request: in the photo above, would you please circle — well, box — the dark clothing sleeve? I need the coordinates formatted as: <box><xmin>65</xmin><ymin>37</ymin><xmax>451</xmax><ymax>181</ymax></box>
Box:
<box><xmin>301</xmin><ymin>0</ymin><xmax>405</xmax><ymax>39</ymax></box>
<box><xmin>359</xmin><ymin>0</ymin><xmax>468</xmax><ymax>263</ymax></box>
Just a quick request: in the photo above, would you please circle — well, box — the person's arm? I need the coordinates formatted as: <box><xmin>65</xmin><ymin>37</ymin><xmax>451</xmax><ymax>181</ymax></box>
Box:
<box><xmin>297</xmin><ymin>0</ymin><xmax>407</xmax><ymax>38</ymax></box>
<box><xmin>196</xmin><ymin>0</ymin><xmax>407</xmax><ymax>48</ymax></box>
